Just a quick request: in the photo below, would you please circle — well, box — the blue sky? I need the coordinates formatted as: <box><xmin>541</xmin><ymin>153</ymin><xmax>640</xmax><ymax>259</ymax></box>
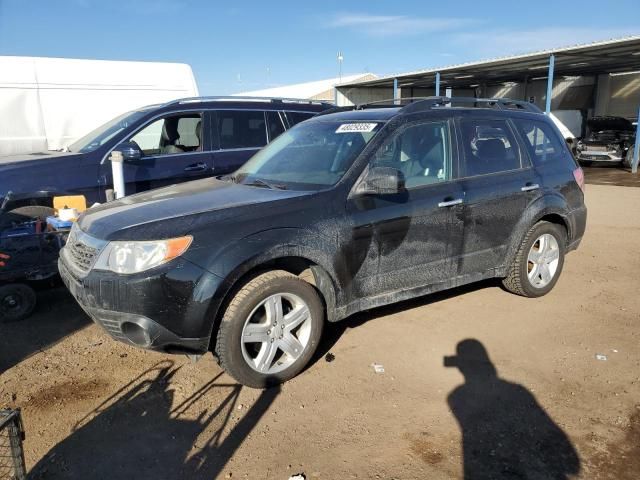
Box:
<box><xmin>1</xmin><ymin>0</ymin><xmax>639</xmax><ymax>95</ymax></box>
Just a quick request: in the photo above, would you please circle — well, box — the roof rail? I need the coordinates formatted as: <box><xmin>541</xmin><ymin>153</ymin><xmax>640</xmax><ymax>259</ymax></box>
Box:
<box><xmin>401</xmin><ymin>96</ymin><xmax>543</xmax><ymax>114</ymax></box>
<box><xmin>315</xmin><ymin>96</ymin><xmax>543</xmax><ymax>117</ymax></box>
<box><xmin>164</xmin><ymin>96</ymin><xmax>333</xmax><ymax>107</ymax></box>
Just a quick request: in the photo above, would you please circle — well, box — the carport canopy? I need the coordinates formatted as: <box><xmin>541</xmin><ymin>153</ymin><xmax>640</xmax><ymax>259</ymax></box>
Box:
<box><xmin>338</xmin><ymin>36</ymin><xmax>640</xmax><ymax>92</ymax></box>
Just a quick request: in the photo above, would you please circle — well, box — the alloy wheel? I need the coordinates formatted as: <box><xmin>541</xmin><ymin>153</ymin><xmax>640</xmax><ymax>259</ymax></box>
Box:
<box><xmin>241</xmin><ymin>293</ymin><xmax>312</xmax><ymax>374</ymax></box>
<box><xmin>527</xmin><ymin>233</ymin><xmax>560</xmax><ymax>288</ymax></box>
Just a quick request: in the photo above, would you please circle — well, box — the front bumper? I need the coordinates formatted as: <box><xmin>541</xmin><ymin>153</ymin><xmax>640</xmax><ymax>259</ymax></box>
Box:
<box><xmin>59</xmin><ymin>254</ymin><xmax>223</xmax><ymax>354</ymax></box>
<box><xmin>577</xmin><ymin>150</ymin><xmax>623</xmax><ymax>163</ymax></box>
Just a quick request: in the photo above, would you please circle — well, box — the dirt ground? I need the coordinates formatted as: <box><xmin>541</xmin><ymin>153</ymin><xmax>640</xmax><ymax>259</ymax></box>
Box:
<box><xmin>1</xmin><ymin>183</ymin><xmax>639</xmax><ymax>479</ymax></box>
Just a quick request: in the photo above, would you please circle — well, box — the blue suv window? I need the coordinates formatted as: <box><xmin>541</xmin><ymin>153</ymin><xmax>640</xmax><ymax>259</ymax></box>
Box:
<box><xmin>266</xmin><ymin>111</ymin><xmax>286</xmax><ymax>142</ymax></box>
<box><xmin>286</xmin><ymin>111</ymin><xmax>315</xmax><ymax>127</ymax></box>
<box><xmin>130</xmin><ymin>113</ymin><xmax>202</xmax><ymax>156</ymax></box>
<box><xmin>217</xmin><ymin>110</ymin><xmax>267</xmax><ymax>149</ymax></box>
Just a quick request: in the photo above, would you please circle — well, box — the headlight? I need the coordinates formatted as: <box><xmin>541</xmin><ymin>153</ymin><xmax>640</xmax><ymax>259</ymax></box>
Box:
<box><xmin>93</xmin><ymin>236</ymin><xmax>192</xmax><ymax>274</ymax></box>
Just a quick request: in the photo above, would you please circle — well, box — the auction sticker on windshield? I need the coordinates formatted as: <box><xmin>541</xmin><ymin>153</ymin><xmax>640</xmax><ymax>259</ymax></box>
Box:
<box><xmin>336</xmin><ymin>123</ymin><xmax>378</xmax><ymax>133</ymax></box>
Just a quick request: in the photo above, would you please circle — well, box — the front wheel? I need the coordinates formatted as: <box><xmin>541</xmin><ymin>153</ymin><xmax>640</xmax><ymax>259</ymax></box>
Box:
<box><xmin>623</xmin><ymin>146</ymin><xmax>635</xmax><ymax>169</ymax></box>
<box><xmin>503</xmin><ymin>221</ymin><xmax>566</xmax><ymax>298</ymax></box>
<box><xmin>215</xmin><ymin>270</ymin><xmax>324</xmax><ymax>388</ymax></box>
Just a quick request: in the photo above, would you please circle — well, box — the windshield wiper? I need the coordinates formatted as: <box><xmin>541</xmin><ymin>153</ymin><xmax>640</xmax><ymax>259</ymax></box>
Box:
<box><xmin>243</xmin><ymin>178</ymin><xmax>288</xmax><ymax>190</ymax></box>
<box><xmin>220</xmin><ymin>174</ymin><xmax>238</xmax><ymax>183</ymax></box>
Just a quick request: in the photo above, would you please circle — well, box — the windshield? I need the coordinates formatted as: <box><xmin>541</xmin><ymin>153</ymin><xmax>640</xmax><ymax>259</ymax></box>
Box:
<box><xmin>232</xmin><ymin>120</ymin><xmax>383</xmax><ymax>190</ymax></box>
<box><xmin>67</xmin><ymin>110</ymin><xmax>148</xmax><ymax>153</ymax></box>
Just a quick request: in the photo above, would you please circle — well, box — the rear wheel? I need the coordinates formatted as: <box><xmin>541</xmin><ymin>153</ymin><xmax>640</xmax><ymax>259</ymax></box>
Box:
<box><xmin>215</xmin><ymin>270</ymin><xmax>324</xmax><ymax>388</ymax></box>
<box><xmin>503</xmin><ymin>221</ymin><xmax>566</xmax><ymax>298</ymax></box>
<box><xmin>0</xmin><ymin>283</ymin><xmax>37</xmax><ymax>322</ymax></box>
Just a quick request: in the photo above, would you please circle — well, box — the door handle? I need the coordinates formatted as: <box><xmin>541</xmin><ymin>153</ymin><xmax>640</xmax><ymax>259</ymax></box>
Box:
<box><xmin>184</xmin><ymin>162</ymin><xmax>208</xmax><ymax>172</ymax></box>
<box><xmin>438</xmin><ymin>198</ymin><xmax>463</xmax><ymax>208</ymax></box>
<box><xmin>521</xmin><ymin>183</ymin><xmax>540</xmax><ymax>192</ymax></box>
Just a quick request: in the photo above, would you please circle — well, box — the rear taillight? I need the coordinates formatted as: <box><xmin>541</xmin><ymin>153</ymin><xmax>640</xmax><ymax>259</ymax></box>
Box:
<box><xmin>573</xmin><ymin>167</ymin><xmax>585</xmax><ymax>193</ymax></box>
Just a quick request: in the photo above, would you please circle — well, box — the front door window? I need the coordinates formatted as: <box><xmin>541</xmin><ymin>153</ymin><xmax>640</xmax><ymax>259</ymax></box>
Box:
<box><xmin>130</xmin><ymin>114</ymin><xmax>203</xmax><ymax>156</ymax></box>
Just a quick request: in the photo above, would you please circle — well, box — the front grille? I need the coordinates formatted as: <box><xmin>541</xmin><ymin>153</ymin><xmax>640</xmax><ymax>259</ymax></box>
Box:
<box><xmin>66</xmin><ymin>239</ymin><xmax>98</xmax><ymax>272</ymax></box>
<box><xmin>62</xmin><ymin>226</ymin><xmax>107</xmax><ymax>275</ymax></box>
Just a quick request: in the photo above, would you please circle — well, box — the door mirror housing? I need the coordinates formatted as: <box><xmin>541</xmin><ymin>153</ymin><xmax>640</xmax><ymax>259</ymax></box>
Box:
<box><xmin>354</xmin><ymin>166</ymin><xmax>406</xmax><ymax>196</ymax></box>
<box><xmin>112</xmin><ymin>142</ymin><xmax>143</xmax><ymax>163</ymax></box>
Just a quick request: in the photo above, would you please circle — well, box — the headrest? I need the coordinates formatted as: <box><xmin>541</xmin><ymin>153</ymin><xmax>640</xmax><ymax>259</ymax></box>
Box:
<box><xmin>195</xmin><ymin>120</ymin><xmax>202</xmax><ymax>143</ymax></box>
<box><xmin>161</xmin><ymin>118</ymin><xmax>180</xmax><ymax>144</ymax></box>
<box><xmin>476</xmin><ymin>138</ymin><xmax>506</xmax><ymax>161</ymax></box>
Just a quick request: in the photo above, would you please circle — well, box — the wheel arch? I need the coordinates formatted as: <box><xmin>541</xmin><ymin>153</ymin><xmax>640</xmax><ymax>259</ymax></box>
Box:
<box><xmin>203</xmin><ymin>249</ymin><xmax>339</xmax><ymax>350</ymax></box>
<box><xmin>1</xmin><ymin>190</ymin><xmax>71</xmax><ymax>213</ymax></box>
<box><xmin>502</xmin><ymin>195</ymin><xmax>572</xmax><ymax>276</ymax></box>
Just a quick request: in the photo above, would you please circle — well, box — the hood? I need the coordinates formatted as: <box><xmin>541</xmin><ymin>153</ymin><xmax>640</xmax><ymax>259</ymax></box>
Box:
<box><xmin>0</xmin><ymin>151</ymin><xmax>86</xmax><ymax>200</ymax></box>
<box><xmin>0</xmin><ymin>150</ymin><xmax>79</xmax><ymax>166</ymax></box>
<box><xmin>78</xmin><ymin>177</ymin><xmax>311</xmax><ymax>240</ymax></box>
<box><xmin>587</xmin><ymin>117</ymin><xmax>634</xmax><ymax>133</ymax></box>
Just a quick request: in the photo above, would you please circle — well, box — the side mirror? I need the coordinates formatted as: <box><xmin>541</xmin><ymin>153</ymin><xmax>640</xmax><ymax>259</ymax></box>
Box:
<box><xmin>354</xmin><ymin>166</ymin><xmax>406</xmax><ymax>196</ymax></box>
<box><xmin>112</xmin><ymin>141</ymin><xmax>143</xmax><ymax>163</ymax></box>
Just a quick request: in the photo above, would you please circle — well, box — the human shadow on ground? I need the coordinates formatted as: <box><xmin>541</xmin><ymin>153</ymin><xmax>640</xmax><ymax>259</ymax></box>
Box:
<box><xmin>445</xmin><ymin>339</ymin><xmax>580</xmax><ymax>479</ymax></box>
<box><xmin>30</xmin><ymin>360</ymin><xmax>279</xmax><ymax>479</ymax></box>
<box><xmin>0</xmin><ymin>285</ymin><xmax>90</xmax><ymax>374</ymax></box>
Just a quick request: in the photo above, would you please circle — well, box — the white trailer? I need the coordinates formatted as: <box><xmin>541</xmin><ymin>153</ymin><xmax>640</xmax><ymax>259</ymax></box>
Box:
<box><xmin>0</xmin><ymin>56</ymin><xmax>199</xmax><ymax>155</ymax></box>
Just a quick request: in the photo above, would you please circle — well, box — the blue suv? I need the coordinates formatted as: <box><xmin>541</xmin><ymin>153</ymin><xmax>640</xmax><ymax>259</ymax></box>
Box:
<box><xmin>0</xmin><ymin>97</ymin><xmax>329</xmax><ymax>227</ymax></box>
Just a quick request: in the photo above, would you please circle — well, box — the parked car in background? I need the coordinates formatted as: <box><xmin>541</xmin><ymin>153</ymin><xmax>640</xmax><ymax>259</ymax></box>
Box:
<box><xmin>59</xmin><ymin>97</ymin><xmax>586</xmax><ymax>388</ymax></box>
<box><xmin>0</xmin><ymin>97</ymin><xmax>330</xmax><ymax>229</ymax></box>
<box><xmin>575</xmin><ymin>116</ymin><xmax>636</xmax><ymax>166</ymax></box>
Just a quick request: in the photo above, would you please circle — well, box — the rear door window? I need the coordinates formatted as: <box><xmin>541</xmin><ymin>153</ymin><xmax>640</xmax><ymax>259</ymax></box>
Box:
<box><xmin>459</xmin><ymin>118</ymin><xmax>522</xmax><ymax>177</ymax></box>
<box><xmin>216</xmin><ymin>110</ymin><xmax>267</xmax><ymax>149</ymax></box>
<box><xmin>512</xmin><ymin>118</ymin><xmax>572</xmax><ymax>167</ymax></box>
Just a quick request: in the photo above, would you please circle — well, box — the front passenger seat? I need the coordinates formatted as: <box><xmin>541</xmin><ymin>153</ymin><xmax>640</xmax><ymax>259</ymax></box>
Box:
<box><xmin>160</xmin><ymin>119</ymin><xmax>185</xmax><ymax>155</ymax></box>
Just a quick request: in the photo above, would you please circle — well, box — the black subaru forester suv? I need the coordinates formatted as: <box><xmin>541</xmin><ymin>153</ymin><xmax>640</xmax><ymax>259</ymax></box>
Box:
<box><xmin>59</xmin><ymin>97</ymin><xmax>587</xmax><ymax>388</ymax></box>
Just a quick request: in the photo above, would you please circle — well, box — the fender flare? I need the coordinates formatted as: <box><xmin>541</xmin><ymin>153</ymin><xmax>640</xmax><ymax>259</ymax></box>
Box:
<box><xmin>202</xmin><ymin>228</ymin><xmax>341</xmax><ymax>338</ymax></box>
<box><xmin>502</xmin><ymin>194</ymin><xmax>572</xmax><ymax>273</ymax></box>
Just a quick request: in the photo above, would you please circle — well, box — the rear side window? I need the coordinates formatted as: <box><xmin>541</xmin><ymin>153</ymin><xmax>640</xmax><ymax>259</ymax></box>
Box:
<box><xmin>460</xmin><ymin>118</ymin><xmax>522</xmax><ymax>177</ymax></box>
<box><xmin>266</xmin><ymin>111</ymin><xmax>286</xmax><ymax>141</ymax></box>
<box><xmin>512</xmin><ymin>119</ymin><xmax>570</xmax><ymax>167</ymax></box>
<box><xmin>286</xmin><ymin>111</ymin><xmax>315</xmax><ymax>127</ymax></box>
<box><xmin>216</xmin><ymin>110</ymin><xmax>267</xmax><ymax>149</ymax></box>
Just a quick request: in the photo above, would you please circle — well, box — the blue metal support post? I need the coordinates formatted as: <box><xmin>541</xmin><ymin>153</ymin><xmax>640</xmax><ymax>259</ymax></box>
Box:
<box><xmin>435</xmin><ymin>72</ymin><xmax>441</xmax><ymax>96</ymax></box>
<box><xmin>633</xmin><ymin>105</ymin><xmax>640</xmax><ymax>174</ymax></box>
<box><xmin>393</xmin><ymin>78</ymin><xmax>399</xmax><ymax>104</ymax></box>
<box><xmin>545</xmin><ymin>54</ymin><xmax>555</xmax><ymax>114</ymax></box>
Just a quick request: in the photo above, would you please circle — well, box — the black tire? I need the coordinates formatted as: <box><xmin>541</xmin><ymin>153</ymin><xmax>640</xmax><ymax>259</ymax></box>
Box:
<box><xmin>502</xmin><ymin>221</ymin><xmax>566</xmax><ymax>298</ymax></box>
<box><xmin>623</xmin><ymin>146</ymin><xmax>635</xmax><ymax>169</ymax></box>
<box><xmin>579</xmin><ymin>160</ymin><xmax>593</xmax><ymax>168</ymax></box>
<box><xmin>0</xmin><ymin>205</ymin><xmax>55</xmax><ymax>231</ymax></box>
<box><xmin>0</xmin><ymin>283</ymin><xmax>37</xmax><ymax>322</ymax></box>
<box><xmin>215</xmin><ymin>270</ymin><xmax>324</xmax><ymax>388</ymax></box>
